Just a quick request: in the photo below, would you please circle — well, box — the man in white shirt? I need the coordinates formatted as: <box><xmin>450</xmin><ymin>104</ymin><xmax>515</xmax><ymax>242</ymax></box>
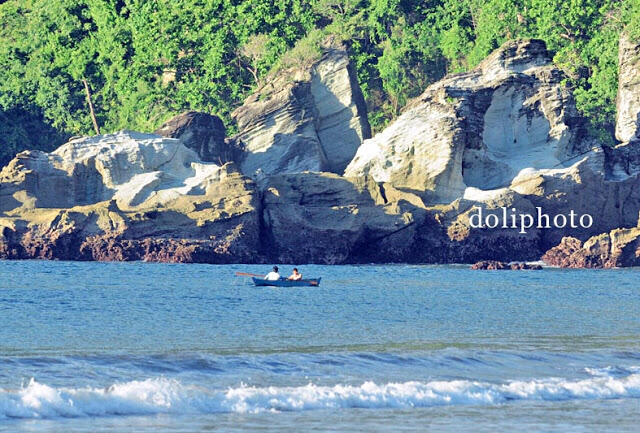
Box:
<box><xmin>264</xmin><ymin>266</ymin><xmax>281</xmax><ymax>280</ymax></box>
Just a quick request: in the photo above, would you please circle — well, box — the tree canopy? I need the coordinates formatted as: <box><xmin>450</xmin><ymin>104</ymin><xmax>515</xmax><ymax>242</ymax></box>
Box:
<box><xmin>1</xmin><ymin>0</ymin><xmax>639</xmax><ymax>166</ymax></box>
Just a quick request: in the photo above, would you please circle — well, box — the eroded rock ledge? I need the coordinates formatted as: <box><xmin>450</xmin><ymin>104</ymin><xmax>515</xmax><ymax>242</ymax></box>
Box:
<box><xmin>0</xmin><ymin>131</ymin><xmax>261</xmax><ymax>263</ymax></box>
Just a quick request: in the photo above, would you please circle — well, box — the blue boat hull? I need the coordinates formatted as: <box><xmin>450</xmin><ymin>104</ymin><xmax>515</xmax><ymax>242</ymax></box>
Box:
<box><xmin>252</xmin><ymin>277</ymin><xmax>321</xmax><ymax>287</ymax></box>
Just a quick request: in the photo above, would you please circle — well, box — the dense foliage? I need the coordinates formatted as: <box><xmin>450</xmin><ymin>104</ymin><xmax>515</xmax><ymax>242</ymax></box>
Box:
<box><xmin>1</xmin><ymin>0</ymin><xmax>639</xmax><ymax>166</ymax></box>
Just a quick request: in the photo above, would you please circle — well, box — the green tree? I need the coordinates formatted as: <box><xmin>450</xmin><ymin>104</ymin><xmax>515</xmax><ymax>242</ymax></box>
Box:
<box><xmin>239</xmin><ymin>34</ymin><xmax>270</xmax><ymax>87</ymax></box>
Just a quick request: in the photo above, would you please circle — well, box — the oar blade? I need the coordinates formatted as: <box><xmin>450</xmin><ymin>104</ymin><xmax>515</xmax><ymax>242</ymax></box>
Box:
<box><xmin>235</xmin><ymin>271</ymin><xmax>264</xmax><ymax>277</ymax></box>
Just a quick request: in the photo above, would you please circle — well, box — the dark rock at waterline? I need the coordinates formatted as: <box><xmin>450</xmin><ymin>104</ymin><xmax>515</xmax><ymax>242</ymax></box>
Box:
<box><xmin>79</xmin><ymin>234</ymin><xmax>266</xmax><ymax>263</ymax></box>
<box><xmin>0</xmin><ymin>231</ymin><xmax>266</xmax><ymax>264</ymax></box>
<box><xmin>542</xmin><ymin>230</ymin><xmax>640</xmax><ymax>268</ymax></box>
<box><xmin>541</xmin><ymin>237</ymin><xmax>590</xmax><ymax>268</ymax></box>
<box><xmin>471</xmin><ymin>260</ymin><xmax>509</xmax><ymax>270</ymax></box>
<box><xmin>471</xmin><ymin>260</ymin><xmax>542</xmax><ymax>270</ymax></box>
<box><xmin>509</xmin><ymin>262</ymin><xmax>543</xmax><ymax>270</ymax></box>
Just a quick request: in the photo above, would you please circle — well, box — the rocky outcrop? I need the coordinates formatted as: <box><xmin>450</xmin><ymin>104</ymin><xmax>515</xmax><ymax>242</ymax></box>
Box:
<box><xmin>261</xmin><ymin>172</ymin><xmax>424</xmax><ymax>263</ymax></box>
<box><xmin>346</xmin><ymin>39</ymin><xmax>593</xmax><ymax>203</ymax></box>
<box><xmin>470</xmin><ymin>260</ymin><xmax>542</xmax><ymax>270</ymax></box>
<box><xmin>155</xmin><ymin>111</ymin><xmax>242</xmax><ymax>164</ymax></box>
<box><xmin>344</xmin><ymin>39</ymin><xmax>640</xmax><ymax>260</ymax></box>
<box><xmin>5</xmin><ymin>39</ymin><xmax>640</xmax><ymax>266</ymax></box>
<box><xmin>233</xmin><ymin>80</ymin><xmax>327</xmax><ymax>177</ymax></box>
<box><xmin>1</xmin><ymin>130</ymin><xmax>239</xmax><ymax>210</ymax></box>
<box><xmin>542</xmin><ymin>228</ymin><xmax>640</xmax><ymax>268</ymax></box>
<box><xmin>541</xmin><ymin>33</ymin><xmax>640</xmax><ymax>268</ymax></box>
<box><xmin>604</xmin><ymin>34</ymin><xmax>640</xmax><ymax>182</ymax></box>
<box><xmin>259</xmin><ymin>171</ymin><xmax>547</xmax><ymax>264</ymax></box>
<box><xmin>541</xmin><ymin>236</ymin><xmax>595</xmax><ymax>268</ymax></box>
<box><xmin>471</xmin><ymin>260</ymin><xmax>509</xmax><ymax>270</ymax></box>
<box><xmin>311</xmin><ymin>50</ymin><xmax>371</xmax><ymax>172</ymax></box>
<box><xmin>539</xmin><ymin>33</ymin><xmax>640</xmax><ymax>268</ymax></box>
<box><xmin>0</xmin><ymin>131</ymin><xmax>261</xmax><ymax>262</ymax></box>
<box><xmin>232</xmin><ymin>46</ymin><xmax>370</xmax><ymax>178</ymax></box>
<box><xmin>616</xmin><ymin>34</ymin><xmax>640</xmax><ymax>143</ymax></box>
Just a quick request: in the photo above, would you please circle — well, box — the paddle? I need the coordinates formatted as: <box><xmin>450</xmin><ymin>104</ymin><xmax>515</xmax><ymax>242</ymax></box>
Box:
<box><xmin>235</xmin><ymin>272</ymin><xmax>265</xmax><ymax>277</ymax></box>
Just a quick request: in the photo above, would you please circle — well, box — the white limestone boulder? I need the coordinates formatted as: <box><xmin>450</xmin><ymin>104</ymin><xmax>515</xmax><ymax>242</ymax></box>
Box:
<box><xmin>345</xmin><ymin>39</ymin><xmax>596</xmax><ymax>204</ymax></box>
<box><xmin>0</xmin><ymin>130</ymin><xmax>228</xmax><ymax>210</ymax></box>
<box><xmin>232</xmin><ymin>47</ymin><xmax>370</xmax><ymax>178</ymax></box>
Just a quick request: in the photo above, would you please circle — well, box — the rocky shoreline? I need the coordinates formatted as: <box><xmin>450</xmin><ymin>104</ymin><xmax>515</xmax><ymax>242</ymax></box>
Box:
<box><xmin>2</xmin><ymin>39</ymin><xmax>640</xmax><ymax>267</ymax></box>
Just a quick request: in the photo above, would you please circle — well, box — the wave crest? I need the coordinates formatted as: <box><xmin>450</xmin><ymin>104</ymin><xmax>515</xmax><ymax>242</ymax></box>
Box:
<box><xmin>1</xmin><ymin>373</ymin><xmax>639</xmax><ymax>419</ymax></box>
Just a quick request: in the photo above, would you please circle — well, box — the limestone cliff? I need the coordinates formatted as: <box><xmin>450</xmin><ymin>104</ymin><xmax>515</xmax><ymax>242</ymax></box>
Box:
<box><xmin>616</xmin><ymin>33</ymin><xmax>640</xmax><ymax>143</ymax></box>
<box><xmin>0</xmin><ymin>131</ymin><xmax>260</xmax><ymax>262</ymax></box>
<box><xmin>538</xmin><ymin>34</ymin><xmax>640</xmax><ymax>268</ymax></box>
<box><xmin>4</xmin><ymin>39</ymin><xmax>640</xmax><ymax>266</ymax></box>
<box><xmin>232</xmin><ymin>47</ymin><xmax>371</xmax><ymax>178</ymax></box>
<box><xmin>345</xmin><ymin>39</ymin><xmax>592</xmax><ymax>202</ymax></box>
<box><xmin>342</xmin><ymin>39</ymin><xmax>640</xmax><ymax>259</ymax></box>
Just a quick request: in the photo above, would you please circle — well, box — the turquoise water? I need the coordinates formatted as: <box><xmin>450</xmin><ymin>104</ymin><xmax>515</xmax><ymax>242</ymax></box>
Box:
<box><xmin>0</xmin><ymin>261</ymin><xmax>639</xmax><ymax>432</ymax></box>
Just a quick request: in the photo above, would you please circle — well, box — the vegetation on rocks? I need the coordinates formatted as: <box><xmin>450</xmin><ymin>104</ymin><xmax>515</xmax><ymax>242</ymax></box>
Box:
<box><xmin>1</xmin><ymin>0</ymin><xmax>639</xmax><ymax>166</ymax></box>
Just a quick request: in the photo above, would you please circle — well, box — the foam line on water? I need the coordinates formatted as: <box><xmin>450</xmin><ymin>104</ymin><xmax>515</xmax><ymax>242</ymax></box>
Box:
<box><xmin>1</xmin><ymin>372</ymin><xmax>639</xmax><ymax>419</ymax></box>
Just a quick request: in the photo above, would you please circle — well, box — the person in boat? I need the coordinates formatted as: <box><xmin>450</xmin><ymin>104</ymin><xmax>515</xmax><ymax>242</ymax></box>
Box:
<box><xmin>264</xmin><ymin>266</ymin><xmax>281</xmax><ymax>280</ymax></box>
<box><xmin>288</xmin><ymin>268</ymin><xmax>302</xmax><ymax>281</ymax></box>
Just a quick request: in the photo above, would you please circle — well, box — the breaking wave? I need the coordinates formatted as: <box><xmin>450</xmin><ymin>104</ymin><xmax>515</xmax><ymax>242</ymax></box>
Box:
<box><xmin>1</xmin><ymin>370</ymin><xmax>639</xmax><ymax>419</ymax></box>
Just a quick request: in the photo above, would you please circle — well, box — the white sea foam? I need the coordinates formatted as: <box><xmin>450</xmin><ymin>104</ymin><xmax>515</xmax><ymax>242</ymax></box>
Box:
<box><xmin>585</xmin><ymin>366</ymin><xmax>640</xmax><ymax>377</ymax></box>
<box><xmin>1</xmin><ymin>373</ymin><xmax>639</xmax><ymax>419</ymax></box>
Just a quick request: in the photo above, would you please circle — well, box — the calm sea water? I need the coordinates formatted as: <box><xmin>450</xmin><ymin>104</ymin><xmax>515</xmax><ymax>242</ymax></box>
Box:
<box><xmin>0</xmin><ymin>261</ymin><xmax>639</xmax><ymax>432</ymax></box>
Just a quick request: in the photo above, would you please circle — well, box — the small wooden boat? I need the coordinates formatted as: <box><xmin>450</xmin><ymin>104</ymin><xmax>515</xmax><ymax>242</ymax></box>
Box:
<box><xmin>252</xmin><ymin>277</ymin><xmax>321</xmax><ymax>287</ymax></box>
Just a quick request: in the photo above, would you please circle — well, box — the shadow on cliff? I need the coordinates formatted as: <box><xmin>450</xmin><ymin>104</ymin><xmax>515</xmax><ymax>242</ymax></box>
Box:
<box><xmin>259</xmin><ymin>172</ymin><xmax>430</xmax><ymax>264</ymax></box>
<box><xmin>309</xmin><ymin>56</ymin><xmax>371</xmax><ymax>173</ymax></box>
<box><xmin>236</xmin><ymin>58</ymin><xmax>371</xmax><ymax>176</ymax></box>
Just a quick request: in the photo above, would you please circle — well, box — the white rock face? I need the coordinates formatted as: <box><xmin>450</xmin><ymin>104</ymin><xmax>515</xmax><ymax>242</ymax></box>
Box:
<box><xmin>233</xmin><ymin>82</ymin><xmax>327</xmax><ymax>178</ymax></box>
<box><xmin>466</xmin><ymin>81</ymin><xmax>573</xmax><ymax>190</ymax></box>
<box><xmin>345</xmin><ymin>39</ymin><xmax>595</xmax><ymax>204</ymax></box>
<box><xmin>616</xmin><ymin>34</ymin><xmax>640</xmax><ymax>143</ymax></box>
<box><xmin>233</xmin><ymin>48</ymin><xmax>370</xmax><ymax>178</ymax></box>
<box><xmin>311</xmin><ymin>50</ymin><xmax>371</xmax><ymax>172</ymax></box>
<box><xmin>345</xmin><ymin>103</ymin><xmax>466</xmax><ymax>203</ymax></box>
<box><xmin>3</xmin><ymin>130</ymin><xmax>224</xmax><ymax>210</ymax></box>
